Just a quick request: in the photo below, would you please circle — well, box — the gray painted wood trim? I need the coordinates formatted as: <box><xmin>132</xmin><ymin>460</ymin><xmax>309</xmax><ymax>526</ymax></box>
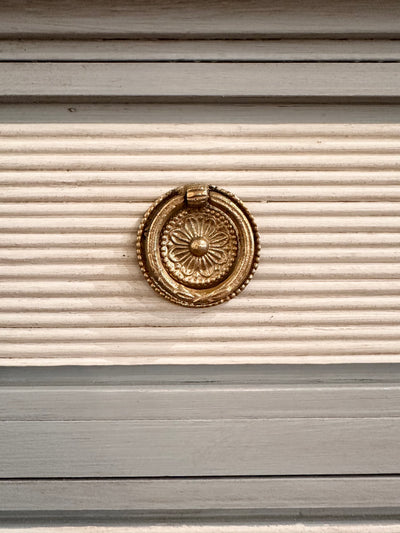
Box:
<box><xmin>1</xmin><ymin>364</ymin><xmax>399</xmax><ymax>386</ymax></box>
<box><xmin>0</xmin><ymin>0</ymin><xmax>399</xmax><ymax>38</ymax></box>
<box><xmin>2</xmin><ymin>418</ymin><xmax>400</xmax><ymax>477</ymax></box>
<box><xmin>1</xmin><ymin>63</ymin><xmax>400</xmax><ymax>102</ymax></box>
<box><xmin>1</xmin><ymin>39</ymin><xmax>400</xmax><ymax>61</ymax></box>
<box><xmin>1</xmin><ymin>383</ymin><xmax>400</xmax><ymax>421</ymax></box>
<box><xmin>2</xmin><ymin>365</ymin><xmax>399</xmax><ymax>479</ymax></box>
<box><xmin>1</xmin><ymin>103</ymin><xmax>400</xmax><ymax>124</ymax></box>
<box><xmin>1</xmin><ymin>477</ymin><xmax>400</xmax><ymax>512</ymax></box>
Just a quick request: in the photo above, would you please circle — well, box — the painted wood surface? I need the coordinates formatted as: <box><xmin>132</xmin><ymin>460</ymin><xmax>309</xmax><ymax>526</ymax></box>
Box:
<box><xmin>2</xmin><ymin>383</ymin><xmax>400</xmax><ymax>420</ymax></box>
<box><xmin>1</xmin><ymin>105</ymin><xmax>400</xmax><ymax>365</ymax></box>
<box><xmin>1</xmin><ymin>3</ymin><xmax>400</xmax><ymax>525</ymax></box>
<box><xmin>2</xmin><ymin>418</ymin><xmax>400</xmax><ymax>477</ymax></box>
<box><xmin>1</xmin><ymin>365</ymin><xmax>397</xmax><ymax>485</ymax></box>
<box><xmin>0</xmin><ymin>0</ymin><xmax>399</xmax><ymax>38</ymax></box>
<box><xmin>1</xmin><ymin>477</ymin><xmax>400</xmax><ymax>511</ymax></box>
<box><xmin>2</xmin><ymin>39</ymin><xmax>400</xmax><ymax>61</ymax></box>
<box><xmin>1</xmin><ymin>62</ymin><xmax>400</xmax><ymax>101</ymax></box>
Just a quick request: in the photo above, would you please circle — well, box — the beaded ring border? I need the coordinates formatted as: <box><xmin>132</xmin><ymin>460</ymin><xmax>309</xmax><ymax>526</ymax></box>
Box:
<box><xmin>136</xmin><ymin>185</ymin><xmax>260</xmax><ymax>307</ymax></box>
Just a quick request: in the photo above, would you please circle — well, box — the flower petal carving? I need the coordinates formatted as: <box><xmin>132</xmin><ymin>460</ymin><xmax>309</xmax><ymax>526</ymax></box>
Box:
<box><xmin>170</xmin><ymin>229</ymin><xmax>191</xmax><ymax>246</ymax></box>
<box><xmin>207</xmin><ymin>247</ymin><xmax>228</xmax><ymax>265</ymax></box>
<box><xmin>168</xmin><ymin>247</ymin><xmax>191</xmax><ymax>263</ymax></box>
<box><xmin>161</xmin><ymin>206</ymin><xmax>238</xmax><ymax>289</ymax></box>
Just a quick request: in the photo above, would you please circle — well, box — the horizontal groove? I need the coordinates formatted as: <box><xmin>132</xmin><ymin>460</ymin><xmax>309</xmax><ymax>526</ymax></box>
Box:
<box><xmin>5</xmin><ymin>59</ymin><xmax>400</xmax><ymax>63</ymax></box>
<box><xmin>3</xmin><ymin>137</ymin><xmax>400</xmax><ymax>154</ymax></box>
<box><xmin>2</xmin><ymin>233</ymin><xmax>400</xmax><ymax>248</ymax></box>
<box><xmin>1</xmin><ymin>153</ymin><xmax>400</xmax><ymax>170</ymax></box>
<box><xmin>2</xmin><ymin>474</ymin><xmax>400</xmax><ymax>483</ymax></box>
<box><xmin>1</xmin><ymin>310</ymin><xmax>400</xmax><ymax>327</ymax></box>
<box><xmin>2</xmin><ymin>201</ymin><xmax>400</xmax><ymax>217</ymax></box>
<box><xmin>1</xmin><ymin>124</ymin><xmax>400</xmax><ymax>136</ymax></box>
<box><xmin>3</xmin><ymin>247</ymin><xmax>400</xmax><ymax>264</ymax></box>
<box><xmin>2</xmin><ymin>185</ymin><xmax>400</xmax><ymax>202</ymax></box>
<box><xmin>3</xmin><ymin>356</ymin><xmax>400</xmax><ymax>366</ymax></box>
<box><xmin>2</xmin><ymin>264</ymin><xmax>400</xmax><ymax>280</ymax></box>
<box><xmin>2</xmin><ymin>295</ymin><xmax>400</xmax><ymax>312</ymax></box>
<box><xmin>2</xmin><ymin>326</ymin><xmax>400</xmax><ymax>341</ymax></box>
<box><xmin>2</xmin><ymin>279</ymin><xmax>400</xmax><ymax>296</ymax></box>
<box><xmin>2</xmin><ymin>215</ymin><xmax>400</xmax><ymax>232</ymax></box>
<box><xmin>3</xmin><ymin>474</ymin><xmax>400</xmax><ymax>481</ymax></box>
<box><xmin>1</xmin><ymin>341</ymin><xmax>400</xmax><ymax>358</ymax></box>
<box><xmin>1</xmin><ymin>170</ymin><xmax>400</xmax><ymax>187</ymax></box>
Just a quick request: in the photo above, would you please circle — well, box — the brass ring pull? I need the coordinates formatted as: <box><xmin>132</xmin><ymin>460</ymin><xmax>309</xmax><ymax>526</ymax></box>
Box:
<box><xmin>137</xmin><ymin>184</ymin><xmax>260</xmax><ymax>307</ymax></box>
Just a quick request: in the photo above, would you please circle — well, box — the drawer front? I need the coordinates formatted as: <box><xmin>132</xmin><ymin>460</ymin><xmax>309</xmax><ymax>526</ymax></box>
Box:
<box><xmin>1</xmin><ymin>0</ymin><xmax>400</xmax><ymax>521</ymax></box>
<box><xmin>1</xmin><ymin>104</ymin><xmax>400</xmax><ymax>365</ymax></box>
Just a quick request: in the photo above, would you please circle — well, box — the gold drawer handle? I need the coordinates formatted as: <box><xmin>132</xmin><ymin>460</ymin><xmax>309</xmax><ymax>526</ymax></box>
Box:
<box><xmin>137</xmin><ymin>184</ymin><xmax>260</xmax><ymax>307</ymax></box>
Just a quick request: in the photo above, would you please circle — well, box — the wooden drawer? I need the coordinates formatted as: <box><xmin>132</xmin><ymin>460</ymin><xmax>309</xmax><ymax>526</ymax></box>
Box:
<box><xmin>1</xmin><ymin>0</ymin><xmax>400</xmax><ymax>525</ymax></box>
<box><xmin>1</xmin><ymin>104</ymin><xmax>400</xmax><ymax>519</ymax></box>
<box><xmin>2</xmin><ymin>104</ymin><xmax>400</xmax><ymax>365</ymax></box>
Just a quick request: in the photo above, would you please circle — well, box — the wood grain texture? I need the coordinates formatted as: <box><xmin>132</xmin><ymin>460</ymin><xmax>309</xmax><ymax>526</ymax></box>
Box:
<box><xmin>0</xmin><ymin>0</ymin><xmax>399</xmax><ymax>38</ymax></box>
<box><xmin>1</xmin><ymin>363</ymin><xmax>396</xmax><ymax>386</ymax></box>
<box><xmin>1</xmin><ymin>103</ymin><xmax>400</xmax><ymax>124</ymax></box>
<box><xmin>2</xmin><ymin>39</ymin><xmax>400</xmax><ymax>61</ymax></box>
<box><xmin>2</xmin><ymin>383</ymin><xmax>399</xmax><ymax>420</ymax></box>
<box><xmin>1</xmin><ymin>108</ymin><xmax>400</xmax><ymax>364</ymax></box>
<box><xmin>1</xmin><ymin>477</ymin><xmax>400</xmax><ymax>511</ymax></box>
<box><xmin>1</xmin><ymin>418</ymin><xmax>400</xmax><ymax>477</ymax></box>
<box><xmin>1</xmin><ymin>365</ymin><xmax>399</xmax><ymax>506</ymax></box>
<box><xmin>1</xmin><ymin>63</ymin><xmax>400</xmax><ymax>101</ymax></box>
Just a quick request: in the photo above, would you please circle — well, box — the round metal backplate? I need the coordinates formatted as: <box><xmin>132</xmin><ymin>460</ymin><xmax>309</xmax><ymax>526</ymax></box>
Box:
<box><xmin>136</xmin><ymin>184</ymin><xmax>260</xmax><ymax>307</ymax></box>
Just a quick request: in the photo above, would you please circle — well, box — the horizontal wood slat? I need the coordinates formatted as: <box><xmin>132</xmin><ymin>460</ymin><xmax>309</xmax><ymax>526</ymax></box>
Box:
<box><xmin>0</xmin><ymin>0</ymin><xmax>399</xmax><ymax>38</ymax></box>
<box><xmin>1</xmin><ymin>383</ymin><xmax>399</xmax><ymax>420</ymax></box>
<box><xmin>1</xmin><ymin>418</ymin><xmax>399</xmax><ymax>477</ymax></box>
<box><xmin>2</xmin><ymin>39</ymin><xmax>400</xmax><ymax>62</ymax></box>
<box><xmin>1</xmin><ymin>63</ymin><xmax>400</xmax><ymax>101</ymax></box>
<box><xmin>1</xmin><ymin>477</ymin><xmax>400</xmax><ymax>512</ymax></box>
<box><xmin>1</xmin><ymin>114</ymin><xmax>400</xmax><ymax>364</ymax></box>
<box><xmin>1</xmin><ymin>365</ymin><xmax>399</xmax><ymax>485</ymax></box>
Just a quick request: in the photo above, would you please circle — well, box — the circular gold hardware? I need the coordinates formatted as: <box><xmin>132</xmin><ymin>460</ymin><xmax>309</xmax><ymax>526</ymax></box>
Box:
<box><xmin>136</xmin><ymin>184</ymin><xmax>260</xmax><ymax>307</ymax></box>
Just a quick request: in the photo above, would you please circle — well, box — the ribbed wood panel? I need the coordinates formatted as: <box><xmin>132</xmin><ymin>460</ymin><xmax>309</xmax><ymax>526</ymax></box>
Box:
<box><xmin>0</xmin><ymin>0</ymin><xmax>399</xmax><ymax>38</ymax></box>
<box><xmin>1</xmin><ymin>121</ymin><xmax>400</xmax><ymax>364</ymax></box>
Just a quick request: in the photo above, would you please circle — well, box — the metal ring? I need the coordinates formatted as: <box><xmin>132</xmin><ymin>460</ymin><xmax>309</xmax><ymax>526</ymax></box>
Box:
<box><xmin>137</xmin><ymin>184</ymin><xmax>260</xmax><ymax>307</ymax></box>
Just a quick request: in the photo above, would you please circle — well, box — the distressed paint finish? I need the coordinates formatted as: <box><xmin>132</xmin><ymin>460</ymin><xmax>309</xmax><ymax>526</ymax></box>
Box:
<box><xmin>1</xmin><ymin>108</ymin><xmax>400</xmax><ymax>364</ymax></box>
<box><xmin>1</xmin><ymin>1</ymin><xmax>400</xmax><ymax>523</ymax></box>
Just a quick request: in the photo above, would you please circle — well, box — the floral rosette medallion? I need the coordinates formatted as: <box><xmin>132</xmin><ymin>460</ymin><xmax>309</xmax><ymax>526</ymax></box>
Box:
<box><xmin>137</xmin><ymin>184</ymin><xmax>260</xmax><ymax>307</ymax></box>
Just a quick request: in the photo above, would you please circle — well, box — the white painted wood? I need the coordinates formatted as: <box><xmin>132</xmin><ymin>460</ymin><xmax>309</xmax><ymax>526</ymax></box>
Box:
<box><xmin>1</xmin><ymin>477</ymin><xmax>399</xmax><ymax>511</ymax></box>
<box><xmin>2</xmin><ymin>339</ymin><xmax>400</xmax><ymax>359</ymax></box>
<box><xmin>0</xmin><ymin>0</ymin><xmax>398</xmax><ymax>38</ymax></box>
<box><xmin>1</xmin><ymin>110</ymin><xmax>400</xmax><ymax>364</ymax></box>
<box><xmin>1</xmin><ymin>155</ymin><xmax>399</xmax><ymax>170</ymax></box>
<box><xmin>5</xmin><ymin>136</ymin><xmax>400</xmax><ymax>153</ymax></box>
<box><xmin>3</xmin><ymin>184</ymin><xmax>400</xmax><ymax>201</ymax></box>
<box><xmin>1</xmin><ymin>63</ymin><xmax>400</xmax><ymax>100</ymax></box>
<box><xmin>1</xmin><ymin>202</ymin><xmax>400</xmax><ymax>216</ymax></box>
<box><xmin>2</xmin><ymin>296</ymin><xmax>400</xmax><ymax>311</ymax></box>
<box><xmin>2</xmin><ymin>39</ymin><xmax>400</xmax><ymax>61</ymax></box>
